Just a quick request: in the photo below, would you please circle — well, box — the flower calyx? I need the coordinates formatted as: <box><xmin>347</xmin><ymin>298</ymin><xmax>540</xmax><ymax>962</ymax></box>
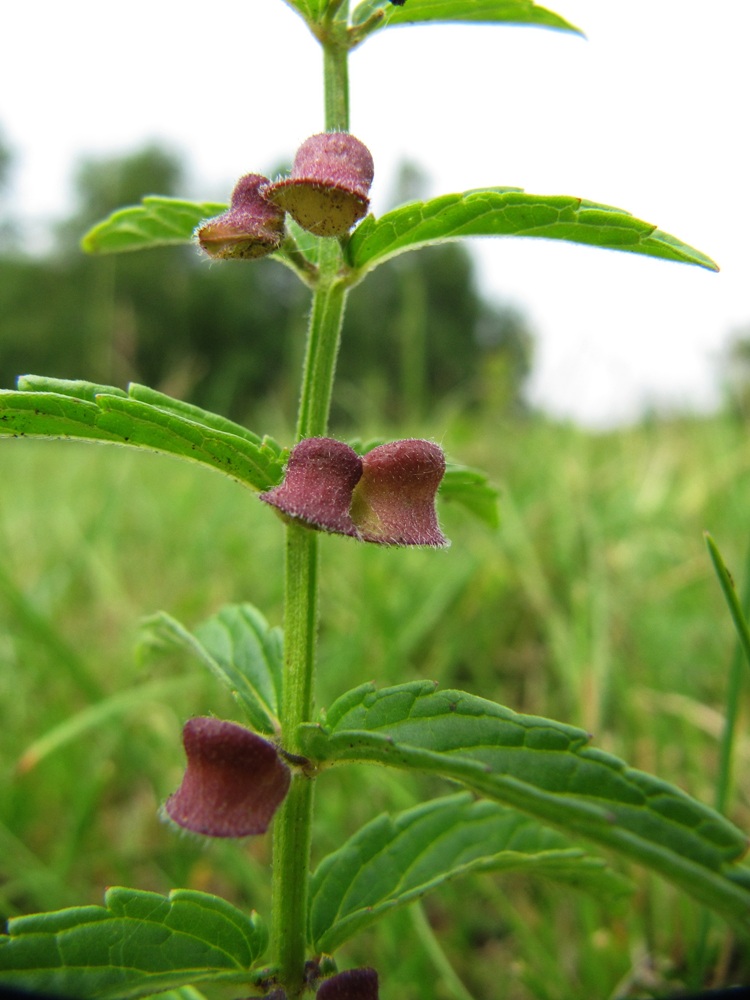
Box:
<box><xmin>264</xmin><ymin>133</ymin><xmax>374</xmax><ymax>237</ymax></box>
<box><xmin>260</xmin><ymin>437</ymin><xmax>448</xmax><ymax>548</ymax></box>
<box><xmin>196</xmin><ymin>174</ymin><xmax>285</xmax><ymax>260</ymax></box>
<box><xmin>164</xmin><ymin>717</ymin><xmax>291</xmax><ymax>837</ymax></box>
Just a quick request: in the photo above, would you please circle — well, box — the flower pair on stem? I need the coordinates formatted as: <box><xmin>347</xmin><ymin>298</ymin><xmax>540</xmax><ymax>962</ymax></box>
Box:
<box><xmin>197</xmin><ymin>132</ymin><xmax>374</xmax><ymax>259</ymax></box>
<box><xmin>261</xmin><ymin>436</ymin><xmax>448</xmax><ymax>548</ymax></box>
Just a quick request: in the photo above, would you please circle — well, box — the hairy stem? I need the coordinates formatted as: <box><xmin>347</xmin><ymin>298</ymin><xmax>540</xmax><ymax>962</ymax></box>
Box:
<box><xmin>272</xmin><ymin>260</ymin><xmax>347</xmax><ymax>995</ymax></box>
<box><xmin>322</xmin><ymin>0</ymin><xmax>350</xmax><ymax>135</ymax></box>
<box><xmin>271</xmin><ymin>523</ymin><xmax>319</xmax><ymax>997</ymax></box>
<box><xmin>296</xmin><ymin>241</ymin><xmax>348</xmax><ymax>440</ymax></box>
<box><xmin>271</xmin><ymin>14</ymin><xmax>352</xmax><ymax>987</ymax></box>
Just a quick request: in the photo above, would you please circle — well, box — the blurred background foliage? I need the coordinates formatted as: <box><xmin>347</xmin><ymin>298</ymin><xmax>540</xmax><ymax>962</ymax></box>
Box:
<box><xmin>1</xmin><ymin>135</ymin><xmax>750</xmax><ymax>999</ymax></box>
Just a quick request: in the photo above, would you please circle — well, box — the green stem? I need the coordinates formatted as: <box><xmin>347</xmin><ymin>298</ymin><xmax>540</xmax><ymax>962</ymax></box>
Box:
<box><xmin>323</xmin><ymin>1</ymin><xmax>350</xmax><ymax>132</ymax></box>
<box><xmin>296</xmin><ymin>243</ymin><xmax>348</xmax><ymax>440</ymax></box>
<box><xmin>272</xmin><ymin>267</ymin><xmax>347</xmax><ymax>995</ymax></box>
<box><xmin>271</xmin><ymin>21</ymin><xmax>352</xmax><ymax>989</ymax></box>
<box><xmin>271</xmin><ymin>524</ymin><xmax>318</xmax><ymax>997</ymax></box>
<box><xmin>324</xmin><ymin>44</ymin><xmax>349</xmax><ymax>131</ymax></box>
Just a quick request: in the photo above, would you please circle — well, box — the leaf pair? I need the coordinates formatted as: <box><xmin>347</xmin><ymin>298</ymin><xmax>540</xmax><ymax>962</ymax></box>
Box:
<box><xmin>82</xmin><ymin>189</ymin><xmax>718</xmax><ymax>273</ymax></box>
<box><xmin>283</xmin><ymin>0</ymin><xmax>582</xmax><ymax>39</ymax></box>
<box><xmin>0</xmin><ymin>796</ymin><xmax>628</xmax><ymax>999</ymax></box>
<box><xmin>301</xmin><ymin>680</ymin><xmax>750</xmax><ymax>932</ymax></box>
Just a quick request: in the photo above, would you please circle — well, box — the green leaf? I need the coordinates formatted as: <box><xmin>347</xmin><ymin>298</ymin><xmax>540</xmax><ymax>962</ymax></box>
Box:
<box><xmin>142</xmin><ymin>604</ymin><xmax>283</xmax><ymax>735</ymax></box>
<box><xmin>441</xmin><ymin>466</ymin><xmax>500</xmax><ymax>529</ymax></box>
<box><xmin>309</xmin><ymin>791</ymin><xmax>630</xmax><ymax>952</ymax></box>
<box><xmin>0</xmin><ymin>377</ymin><xmax>285</xmax><ymax>493</ymax></box>
<box><xmin>347</xmin><ymin>191</ymin><xmax>719</xmax><ymax>275</ymax></box>
<box><xmin>0</xmin><ymin>887</ymin><xmax>270</xmax><ymax>1000</ymax></box>
<box><xmin>299</xmin><ymin>681</ymin><xmax>750</xmax><ymax>931</ymax></box>
<box><xmin>81</xmin><ymin>197</ymin><xmax>226</xmax><ymax>254</ymax></box>
<box><xmin>352</xmin><ymin>0</ymin><xmax>580</xmax><ymax>35</ymax></box>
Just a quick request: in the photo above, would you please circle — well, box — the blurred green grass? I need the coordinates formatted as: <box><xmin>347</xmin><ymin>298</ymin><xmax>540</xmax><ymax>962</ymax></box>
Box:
<box><xmin>1</xmin><ymin>411</ymin><xmax>749</xmax><ymax>999</ymax></box>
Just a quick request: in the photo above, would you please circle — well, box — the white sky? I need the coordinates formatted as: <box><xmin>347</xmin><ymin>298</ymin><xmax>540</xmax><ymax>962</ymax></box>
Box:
<box><xmin>1</xmin><ymin>0</ymin><xmax>748</xmax><ymax>426</ymax></box>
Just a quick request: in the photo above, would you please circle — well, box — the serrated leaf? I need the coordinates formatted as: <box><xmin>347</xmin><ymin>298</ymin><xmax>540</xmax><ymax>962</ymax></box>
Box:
<box><xmin>81</xmin><ymin>197</ymin><xmax>226</xmax><ymax>254</ymax></box>
<box><xmin>309</xmin><ymin>791</ymin><xmax>630</xmax><ymax>952</ymax></box>
<box><xmin>440</xmin><ymin>466</ymin><xmax>500</xmax><ymax>529</ymax></box>
<box><xmin>352</xmin><ymin>0</ymin><xmax>580</xmax><ymax>35</ymax></box>
<box><xmin>0</xmin><ymin>377</ymin><xmax>285</xmax><ymax>493</ymax></box>
<box><xmin>299</xmin><ymin>681</ymin><xmax>750</xmax><ymax>931</ymax></box>
<box><xmin>127</xmin><ymin>383</ymin><xmax>265</xmax><ymax>446</ymax></box>
<box><xmin>0</xmin><ymin>887</ymin><xmax>270</xmax><ymax>1000</ymax></box>
<box><xmin>142</xmin><ymin>605</ymin><xmax>283</xmax><ymax>735</ymax></box>
<box><xmin>347</xmin><ymin>191</ymin><xmax>719</xmax><ymax>275</ymax></box>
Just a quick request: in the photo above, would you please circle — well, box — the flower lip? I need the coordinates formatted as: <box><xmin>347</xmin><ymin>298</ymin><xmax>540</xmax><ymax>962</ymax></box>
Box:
<box><xmin>259</xmin><ymin>437</ymin><xmax>362</xmax><ymax>536</ymax></box>
<box><xmin>197</xmin><ymin>173</ymin><xmax>285</xmax><ymax>260</ymax></box>
<box><xmin>264</xmin><ymin>133</ymin><xmax>374</xmax><ymax>238</ymax></box>
<box><xmin>164</xmin><ymin>717</ymin><xmax>291</xmax><ymax>838</ymax></box>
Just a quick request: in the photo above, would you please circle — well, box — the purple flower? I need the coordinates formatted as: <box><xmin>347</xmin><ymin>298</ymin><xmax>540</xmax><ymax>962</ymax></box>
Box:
<box><xmin>164</xmin><ymin>717</ymin><xmax>290</xmax><ymax>837</ymax></box>
<box><xmin>260</xmin><ymin>437</ymin><xmax>448</xmax><ymax>547</ymax></box>
<box><xmin>352</xmin><ymin>439</ymin><xmax>447</xmax><ymax>547</ymax></box>
<box><xmin>260</xmin><ymin>437</ymin><xmax>362</xmax><ymax>537</ymax></box>
<box><xmin>264</xmin><ymin>133</ymin><xmax>374</xmax><ymax>237</ymax></box>
<box><xmin>197</xmin><ymin>174</ymin><xmax>285</xmax><ymax>260</ymax></box>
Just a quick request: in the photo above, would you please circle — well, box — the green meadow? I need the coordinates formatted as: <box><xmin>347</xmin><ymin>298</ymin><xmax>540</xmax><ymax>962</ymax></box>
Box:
<box><xmin>1</xmin><ymin>409</ymin><xmax>749</xmax><ymax>999</ymax></box>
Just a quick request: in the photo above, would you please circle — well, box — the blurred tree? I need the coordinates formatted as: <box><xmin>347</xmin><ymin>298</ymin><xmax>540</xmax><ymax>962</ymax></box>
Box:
<box><xmin>55</xmin><ymin>144</ymin><xmax>185</xmax><ymax>249</ymax></box>
<box><xmin>0</xmin><ymin>128</ymin><xmax>16</xmax><ymax>250</ymax></box>
<box><xmin>0</xmin><ymin>132</ymin><xmax>10</xmax><ymax>192</ymax></box>
<box><xmin>720</xmin><ymin>325</ymin><xmax>750</xmax><ymax>419</ymax></box>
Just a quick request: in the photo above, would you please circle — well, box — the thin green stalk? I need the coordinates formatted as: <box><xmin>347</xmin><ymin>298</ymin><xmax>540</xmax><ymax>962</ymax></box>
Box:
<box><xmin>409</xmin><ymin>902</ymin><xmax>477</xmax><ymax>1000</ymax></box>
<box><xmin>705</xmin><ymin>532</ymin><xmax>750</xmax><ymax>814</ymax></box>
<box><xmin>691</xmin><ymin>533</ymin><xmax>750</xmax><ymax>988</ymax></box>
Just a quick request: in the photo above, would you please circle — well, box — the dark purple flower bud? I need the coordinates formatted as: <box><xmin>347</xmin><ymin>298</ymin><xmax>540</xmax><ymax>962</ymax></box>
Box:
<box><xmin>259</xmin><ymin>437</ymin><xmax>362</xmax><ymax>536</ymax></box>
<box><xmin>264</xmin><ymin>133</ymin><xmax>374</xmax><ymax>237</ymax></box>
<box><xmin>316</xmin><ymin>968</ymin><xmax>379</xmax><ymax>1000</ymax></box>
<box><xmin>164</xmin><ymin>717</ymin><xmax>290</xmax><ymax>837</ymax></box>
<box><xmin>196</xmin><ymin>174</ymin><xmax>285</xmax><ymax>260</ymax></box>
<box><xmin>350</xmin><ymin>439</ymin><xmax>448</xmax><ymax>547</ymax></box>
